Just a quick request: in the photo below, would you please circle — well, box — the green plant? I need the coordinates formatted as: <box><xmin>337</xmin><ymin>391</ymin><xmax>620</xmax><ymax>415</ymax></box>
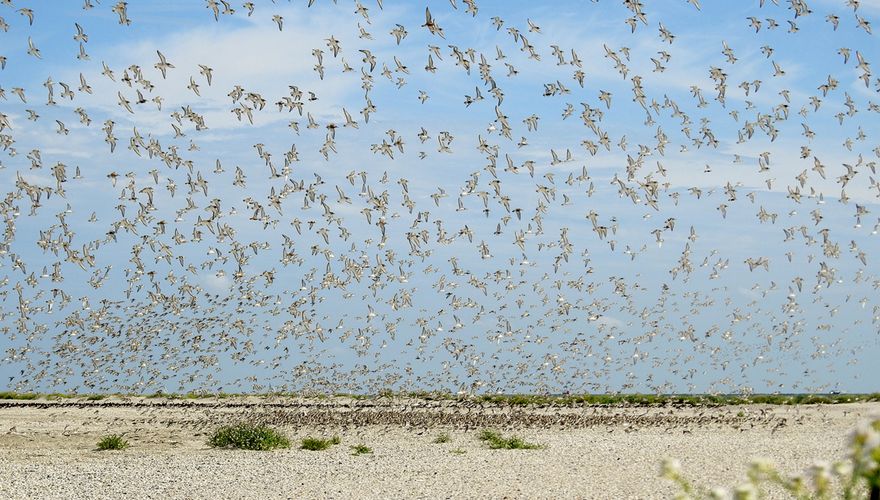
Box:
<box><xmin>351</xmin><ymin>444</ymin><xmax>372</xmax><ymax>455</ymax></box>
<box><xmin>661</xmin><ymin>415</ymin><xmax>880</xmax><ymax>499</ymax></box>
<box><xmin>451</xmin><ymin>448</ymin><xmax>467</xmax><ymax>455</ymax></box>
<box><xmin>434</xmin><ymin>433</ymin><xmax>451</xmax><ymax>443</ymax></box>
<box><xmin>301</xmin><ymin>435</ymin><xmax>341</xmax><ymax>451</ymax></box>
<box><xmin>0</xmin><ymin>392</ymin><xmax>38</xmax><ymax>400</ymax></box>
<box><xmin>478</xmin><ymin>429</ymin><xmax>540</xmax><ymax>450</ymax></box>
<box><xmin>96</xmin><ymin>434</ymin><xmax>129</xmax><ymax>451</ymax></box>
<box><xmin>850</xmin><ymin>418</ymin><xmax>880</xmax><ymax>500</ymax></box>
<box><xmin>208</xmin><ymin>422</ymin><xmax>290</xmax><ymax>451</ymax></box>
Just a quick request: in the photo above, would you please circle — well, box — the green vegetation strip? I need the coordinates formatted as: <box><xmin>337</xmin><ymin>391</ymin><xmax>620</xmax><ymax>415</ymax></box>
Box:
<box><xmin>2</xmin><ymin>392</ymin><xmax>879</xmax><ymax>406</ymax></box>
<box><xmin>473</xmin><ymin>393</ymin><xmax>880</xmax><ymax>406</ymax></box>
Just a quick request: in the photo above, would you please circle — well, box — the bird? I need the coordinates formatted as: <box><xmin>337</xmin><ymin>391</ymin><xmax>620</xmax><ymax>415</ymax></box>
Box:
<box><xmin>73</xmin><ymin>23</ymin><xmax>88</xmax><ymax>43</ymax></box>
<box><xmin>26</xmin><ymin>37</ymin><xmax>41</xmax><ymax>59</ymax></box>
<box><xmin>154</xmin><ymin>51</ymin><xmax>174</xmax><ymax>79</ymax></box>
<box><xmin>198</xmin><ymin>64</ymin><xmax>213</xmax><ymax>86</ymax></box>
<box><xmin>422</xmin><ymin>7</ymin><xmax>445</xmax><ymax>38</ymax></box>
<box><xmin>18</xmin><ymin>7</ymin><xmax>34</xmax><ymax>25</ymax></box>
<box><xmin>0</xmin><ymin>0</ymin><xmax>873</xmax><ymax>408</ymax></box>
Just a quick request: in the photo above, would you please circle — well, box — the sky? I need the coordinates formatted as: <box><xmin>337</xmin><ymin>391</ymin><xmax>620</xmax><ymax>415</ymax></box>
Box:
<box><xmin>0</xmin><ymin>0</ymin><xmax>878</xmax><ymax>395</ymax></box>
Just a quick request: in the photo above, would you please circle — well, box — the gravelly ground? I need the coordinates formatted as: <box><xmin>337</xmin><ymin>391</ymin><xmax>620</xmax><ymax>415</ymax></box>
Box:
<box><xmin>0</xmin><ymin>397</ymin><xmax>876</xmax><ymax>499</ymax></box>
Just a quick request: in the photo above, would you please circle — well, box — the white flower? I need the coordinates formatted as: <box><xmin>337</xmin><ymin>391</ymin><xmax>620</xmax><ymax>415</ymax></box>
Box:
<box><xmin>833</xmin><ymin>461</ymin><xmax>853</xmax><ymax>477</ymax></box>
<box><xmin>810</xmin><ymin>460</ymin><xmax>831</xmax><ymax>477</ymax></box>
<box><xmin>851</xmin><ymin>420</ymin><xmax>880</xmax><ymax>446</ymax></box>
<box><xmin>749</xmin><ymin>457</ymin><xmax>776</xmax><ymax>475</ymax></box>
<box><xmin>709</xmin><ymin>486</ymin><xmax>730</xmax><ymax>499</ymax></box>
<box><xmin>662</xmin><ymin>458</ymin><xmax>683</xmax><ymax>476</ymax></box>
<box><xmin>733</xmin><ymin>482</ymin><xmax>757</xmax><ymax>500</ymax></box>
<box><xmin>865</xmin><ymin>431</ymin><xmax>880</xmax><ymax>454</ymax></box>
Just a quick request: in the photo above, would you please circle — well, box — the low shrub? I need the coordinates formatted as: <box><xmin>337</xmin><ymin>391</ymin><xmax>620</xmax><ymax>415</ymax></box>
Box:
<box><xmin>301</xmin><ymin>435</ymin><xmax>341</xmax><ymax>451</ymax></box>
<box><xmin>478</xmin><ymin>429</ymin><xmax>540</xmax><ymax>450</ymax></box>
<box><xmin>350</xmin><ymin>444</ymin><xmax>372</xmax><ymax>455</ymax></box>
<box><xmin>208</xmin><ymin>422</ymin><xmax>290</xmax><ymax>451</ymax></box>
<box><xmin>96</xmin><ymin>434</ymin><xmax>129</xmax><ymax>451</ymax></box>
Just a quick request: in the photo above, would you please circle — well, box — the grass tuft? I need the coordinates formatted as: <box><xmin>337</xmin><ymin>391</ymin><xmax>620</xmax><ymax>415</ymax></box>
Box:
<box><xmin>478</xmin><ymin>429</ymin><xmax>540</xmax><ymax>450</ymax></box>
<box><xmin>208</xmin><ymin>422</ymin><xmax>290</xmax><ymax>451</ymax></box>
<box><xmin>433</xmin><ymin>433</ymin><xmax>451</xmax><ymax>443</ymax></box>
<box><xmin>350</xmin><ymin>444</ymin><xmax>372</xmax><ymax>455</ymax></box>
<box><xmin>300</xmin><ymin>435</ymin><xmax>341</xmax><ymax>451</ymax></box>
<box><xmin>96</xmin><ymin>434</ymin><xmax>129</xmax><ymax>451</ymax></box>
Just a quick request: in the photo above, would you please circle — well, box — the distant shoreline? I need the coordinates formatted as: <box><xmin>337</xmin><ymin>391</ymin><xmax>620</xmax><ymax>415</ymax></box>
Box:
<box><xmin>2</xmin><ymin>391</ymin><xmax>878</xmax><ymax>406</ymax></box>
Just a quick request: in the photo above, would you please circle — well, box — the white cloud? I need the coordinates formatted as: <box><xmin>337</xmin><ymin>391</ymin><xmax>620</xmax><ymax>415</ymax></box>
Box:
<box><xmin>202</xmin><ymin>272</ymin><xmax>232</xmax><ymax>293</ymax></box>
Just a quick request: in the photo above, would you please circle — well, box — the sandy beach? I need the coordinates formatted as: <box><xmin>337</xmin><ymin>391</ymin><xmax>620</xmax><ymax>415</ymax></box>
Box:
<box><xmin>0</xmin><ymin>397</ymin><xmax>876</xmax><ymax>499</ymax></box>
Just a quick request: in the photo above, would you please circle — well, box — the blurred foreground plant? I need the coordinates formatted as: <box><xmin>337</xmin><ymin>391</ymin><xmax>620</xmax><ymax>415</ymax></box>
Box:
<box><xmin>661</xmin><ymin>415</ymin><xmax>880</xmax><ymax>499</ymax></box>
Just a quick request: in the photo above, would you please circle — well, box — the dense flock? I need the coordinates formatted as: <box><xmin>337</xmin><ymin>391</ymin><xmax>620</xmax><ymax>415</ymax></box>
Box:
<box><xmin>0</xmin><ymin>0</ymin><xmax>877</xmax><ymax>395</ymax></box>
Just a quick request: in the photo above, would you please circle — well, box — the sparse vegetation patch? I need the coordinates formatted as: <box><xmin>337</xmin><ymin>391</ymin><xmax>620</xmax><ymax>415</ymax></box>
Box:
<box><xmin>350</xmin><ymin>444</ymin><xmax>372</xmax><ymax>455</ymax></box>
<box><xmin>478</xmin><ymin>429</ymin><xmax>540</xmax><ymax>450</ymax></box>
<box><xmin>208</xmin><ymin>422</ymin><xmax>290</xmax><ymax>451</ymax></box>
<box><xmin>300</xmin><ymin>435</ymin><xmax>341</xmax><ymax>451</ymax></box>
<box><xmin>96</xmin><ymin>434</ymin><xmax>129</xmax><ymax>451</ymax></box>
<box><xmin>433</xmin><ymin>433</ymin><xmax>451</xmax><ymax>443</ymax></box>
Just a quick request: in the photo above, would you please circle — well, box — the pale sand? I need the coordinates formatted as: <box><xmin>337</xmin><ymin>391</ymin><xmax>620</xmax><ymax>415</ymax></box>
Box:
<box><xmin>0</xmin><ymin>398</ymin><xmax>876</xmax><ymax>499</ymax></box>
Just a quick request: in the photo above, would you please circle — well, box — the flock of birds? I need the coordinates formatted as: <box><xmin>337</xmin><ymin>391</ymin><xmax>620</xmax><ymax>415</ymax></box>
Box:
<box><xmin>0</xmin><ymin>0</ymin><xmax>878</xmax><ymax>397</ymax></box>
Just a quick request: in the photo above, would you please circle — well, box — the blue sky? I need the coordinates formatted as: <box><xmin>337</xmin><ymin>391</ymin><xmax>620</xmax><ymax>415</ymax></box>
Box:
<box><xmin>0</xmin><ymin>0</ymin><xmax>878</xmax><ymax>395</ymax></box>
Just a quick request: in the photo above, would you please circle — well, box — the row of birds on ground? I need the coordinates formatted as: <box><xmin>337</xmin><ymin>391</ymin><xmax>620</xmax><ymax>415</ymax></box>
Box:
<box><xmin>0</xmin><ymin>0</ymin><xmax>878</xmax><ymax>395</ymax></box>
